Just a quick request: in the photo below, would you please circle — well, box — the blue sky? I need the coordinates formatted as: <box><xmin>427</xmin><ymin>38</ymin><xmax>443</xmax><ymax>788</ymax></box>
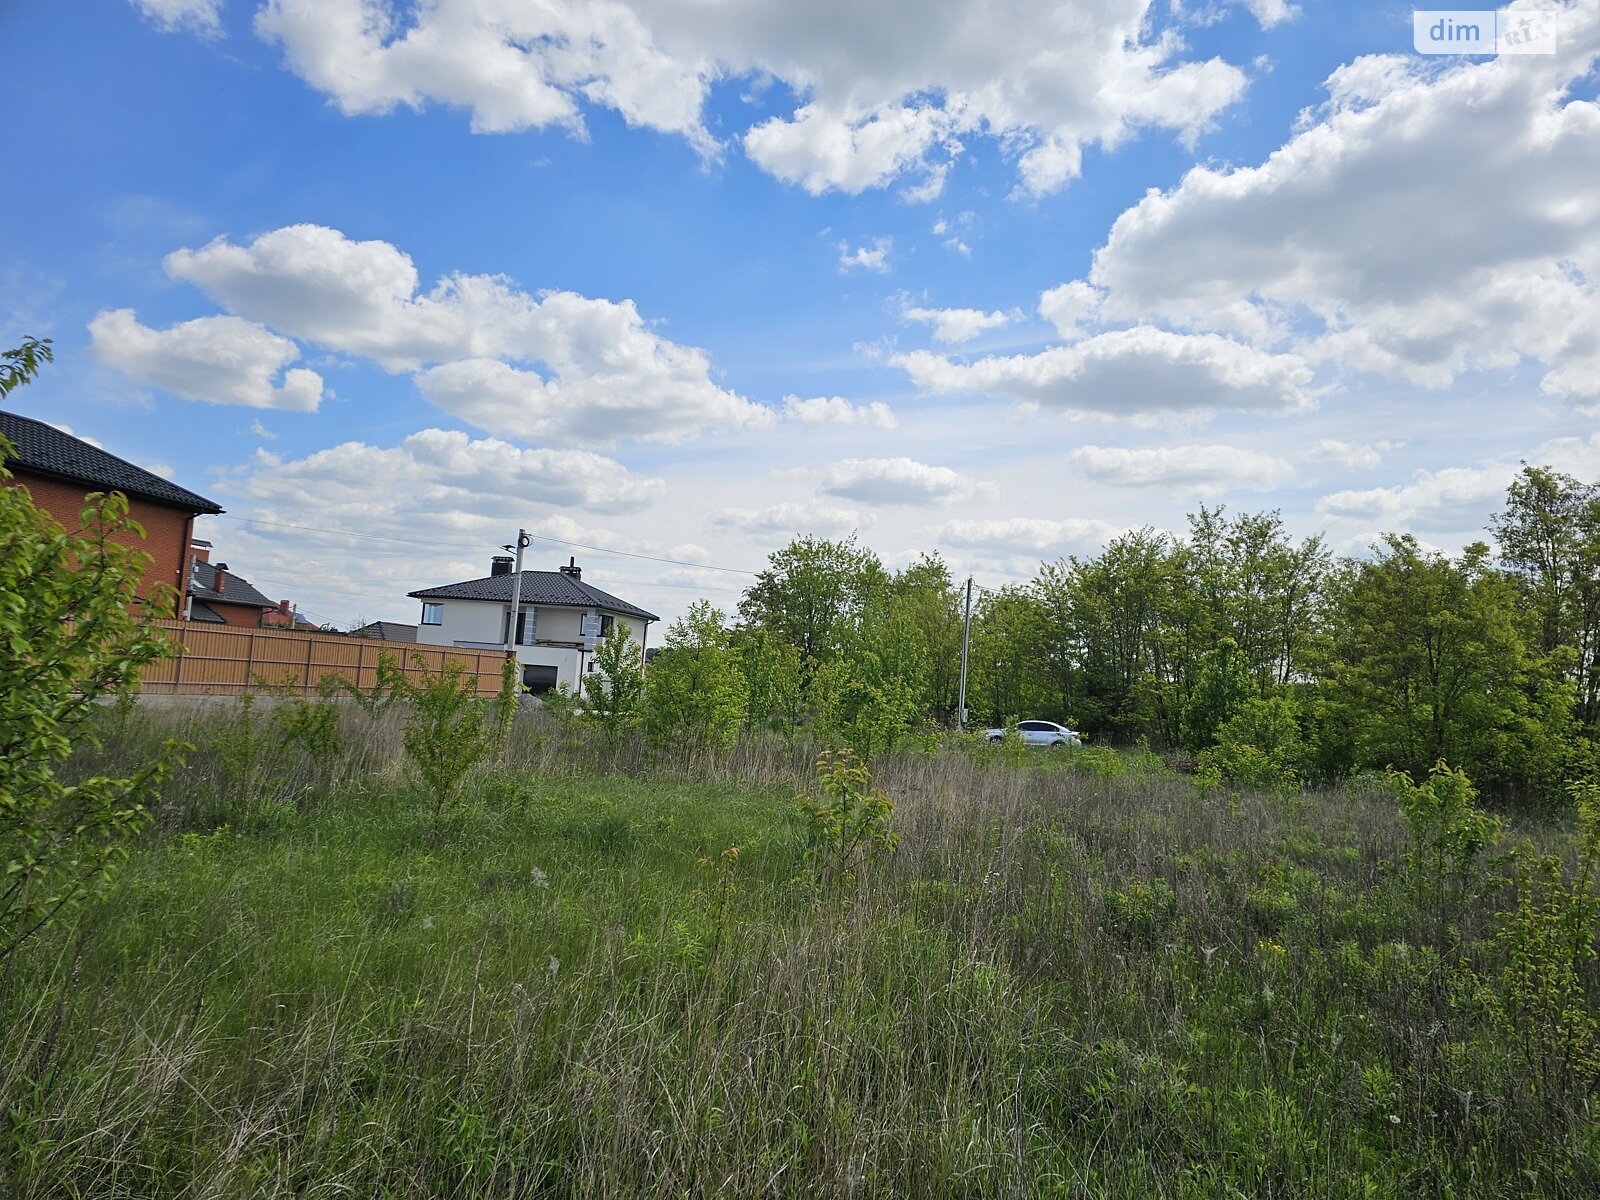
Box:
<box><xmin>2</xmin><ymin>0</ymin><xmax>1597</xmax><ymax>628</ymax></box>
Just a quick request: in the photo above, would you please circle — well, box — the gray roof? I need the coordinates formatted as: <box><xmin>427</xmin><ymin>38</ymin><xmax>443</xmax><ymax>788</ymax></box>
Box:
<box><xmin>408</xmin><ymin>570</ymin><xmax>659</xmax><ymax>621</ymax></box>
<box><xmin>190</xmin><ymin>558</ymin><xmax>275</xmax><ymax>609</ymax></box>
<box><xmin>0</xmin><ymin>409</ymin><xmax>223</xmax><ymax>514</ymax></box>
<box><xmin>188</xmin><ymin>601</ymin><xmax>227</xmax><ymax>624</ymax></box>
<box><xmin>352</xmin><ymin>620</ymin><xmax>417</xmax><ymax>643</ymax></box>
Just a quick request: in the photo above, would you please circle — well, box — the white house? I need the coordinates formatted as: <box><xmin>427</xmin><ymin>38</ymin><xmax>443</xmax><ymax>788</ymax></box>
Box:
<box><xmin>409</xmin><ymin>556</ymin><xmax>658</xmax><ymax>694</ymax></box>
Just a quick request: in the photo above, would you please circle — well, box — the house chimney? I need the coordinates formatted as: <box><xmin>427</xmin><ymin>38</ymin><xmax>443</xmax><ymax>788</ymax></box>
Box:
<box><xmin>491</xmin><ymin>555</ymin><xmax>514</xmax><ymax>577</ymax></box>
<box><xmin>278</xmin><ymin>599</ymin><xmax>291</xmax><ymax>617</ymax></box>
<box><xmin>558</xmin><ymin>556</ymin><xmax>581</xmax><ymax>580</ymax></box>
<box><xmin>213</xmin><ymin>563</ymin><xmax>228</xmax><ymax>594</ymax></box>
<box><xmin>189</xmin><ymin>537</ymin><xmax>212</xmax><ymax>564</ymax></box>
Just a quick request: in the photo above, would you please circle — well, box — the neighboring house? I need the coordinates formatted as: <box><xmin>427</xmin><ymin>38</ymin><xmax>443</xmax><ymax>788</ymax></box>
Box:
<box><xmin>351</xmin><ymin>620</ymin><xmax>417</xmax><ymax>643</ymax></box>
<box><xmin>186</xmin><ymin>537</ymin><xmax>311</xmax><ymax>629</ymax></box>
<box><xmin>409</xmin><ymin>556</ymin><xmax>658</xmax><ymax>693</ymax></box>
<box><xmin>0</xmin><ymin>409</ymin><xmax>223</xmax><ymax>617</ymax></box>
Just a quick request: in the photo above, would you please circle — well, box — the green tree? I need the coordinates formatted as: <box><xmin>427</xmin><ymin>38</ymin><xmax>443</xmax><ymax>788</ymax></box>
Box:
<box><xmin>810</xmin><ymin>597</ymin><xmax>931</xmax><ymax>759</ymax></box>
<box><xmin>1062</xmin><ymin>528</ymin><xmax>1188</xmax><ymax>744</ymax></box>
<box><xmin>581</xmin><ymin>623</ymin><xmax>646</xmax><ymax>735</ymax></box>
<box><xmin>0</xmin><ymin>335</ymin><xmax>52</xmax><ymax>399</ymax></box>
<box><xmin>737</xmin><ymin>535</ymin><xmax>886</xmax><ymax>674</ymax></box>
<box><xmin>887</xmin><ymin>553</ymin><xmax>964</xmax><ymax>723</ymax></box>
<box><xmin>968</xmin><ymin>584</ymin><xmax>1051</xmax><ymax>727</ymax></box>
<box><xmin>735</xmin><ymin>628</ymin><xmax>807</xmax><ymax>732</ymax></box>
<box><xmin>1321</xmin><ymin>535</ymin><xmax>1572</xmax><ymax>799</ymax></box>
<box><xmin>1492</xmin><ymin>465</ymin><xmax>1600</xmax><ymax>730</ymax></box>
<box><xmin>1029</xmin><ymin>561</ymin><xmax>1082</xmax><ymax>725</ymax></box>
<box><xmin>644</xmin><ymin>602</ymin><xmax>749</xmax><ymax>753</ymax></box>
<box><xmin>2</xmin><ymin>341</ymin><xmax>181</xmax><ymax>960</ymax></box>
<box><xmin>1183</xmin><ymin>507</ymin><xmax>1330</xmax><ymax>691</ymax></box>
<box><xmin>1180</xmin><ymin>637</ymin><xmax>1256</xmax><ymax>753</ymax></box>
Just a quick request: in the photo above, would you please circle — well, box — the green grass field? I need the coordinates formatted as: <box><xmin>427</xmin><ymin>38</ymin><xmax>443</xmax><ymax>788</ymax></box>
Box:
<box><xmin>3</xmin><ymin>702</ymin><xmax>1597</xmax><ymax>1198</ymax></box>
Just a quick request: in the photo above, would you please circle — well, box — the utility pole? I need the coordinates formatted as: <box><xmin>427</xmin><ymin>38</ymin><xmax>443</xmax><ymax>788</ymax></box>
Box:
<box><xmin>503</xmin><ymin>528</ymin><xmax>530</xmax><ymax>656</ymax></box>
<box><xmin>957</xmin><ymin>575</ymin><xmax>973</xmax><ymax>729</ymax></box>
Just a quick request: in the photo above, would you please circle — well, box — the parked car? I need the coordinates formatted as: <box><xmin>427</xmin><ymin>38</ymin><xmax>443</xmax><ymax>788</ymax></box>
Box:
<box><xmin>985</xmin><ymin>720</ymin><xmax>1082</xmax><ymax>748</ymax></box>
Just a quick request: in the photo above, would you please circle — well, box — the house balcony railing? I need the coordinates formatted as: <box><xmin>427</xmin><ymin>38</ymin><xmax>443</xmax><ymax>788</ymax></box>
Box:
<box><xmin>452</xmin><ymin>638</ymin><xmax>589</xmax><ymax>651</ymax></box>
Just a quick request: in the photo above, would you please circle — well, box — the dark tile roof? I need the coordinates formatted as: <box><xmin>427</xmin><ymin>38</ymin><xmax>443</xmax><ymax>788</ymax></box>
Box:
<box><xmin>353</xmin><ymin>620</ymin><xmax>416</xmax><ymax>643</ymax></box>
<box><xmin>190</xmin><ymin>558</ymin><xmax>275</xmax><ymax>609</ymax></box>
<box><xmin>188</xmin><ymin>601</ymin><xmax>228</xmax><ymax>624</ymax></box>
<box><xmin>0</xmin><ymin>409</ymin><xmax>223</xmax><ymax>514</ymax></box>
<box><xmin>408</xmin><ymin>570</ymin><xmax>659</xmax><ymax>621</ymax></box>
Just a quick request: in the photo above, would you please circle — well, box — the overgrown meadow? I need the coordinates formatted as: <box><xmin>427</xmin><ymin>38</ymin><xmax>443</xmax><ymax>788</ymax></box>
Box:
<box><xmin>4</xmin><ymin>698</ymin><xmax>1599</xmax><ymax>1199</ymax></box>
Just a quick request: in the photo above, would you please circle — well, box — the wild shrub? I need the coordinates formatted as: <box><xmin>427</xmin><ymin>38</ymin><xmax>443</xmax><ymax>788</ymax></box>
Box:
<box><xmin>961</xmin><ymin>724</ymin><xmax>1026</xmax><ymax>767</ymax></box>
<box><xmin>201</xmin><ymin>694</ymin><xmax>275</xmax><ymax>823</ymax></box>
<box><xmin>273</xmin><ymin>696</ymin><xmax>343</xmax><ymax>764</ymax></box>
<box><xmin>796</xmin><ymin>749</ymin><xmax>898</xmax><ymax>891</ymax></box>
<box><xmin>808</xmin><ymin>654</ymin><xmax>929</xmax><ymax>760</ymax></box>
<box><xmin>644</xmin><ymin>603</ymin><xmax>748</xmax><ymax>754</ymax></box>
<box><xmin>400</xmin><ymin>656</ymin><xmax>505</xmax><ymax>827</ymax></box>
<box><xmin>1391</xmin><ymin>761</ymin><xmax>1499</xmax><ymax>887</ymax></box>
<box><xmin>327</xmin><ymin>650</ymin><xmax>408</xmax><ymax>714</ymax></box>
<box><xmin>1</xmin><ymin>352</ymin><xmax>186</xmax><ymax>960</ymax></box>
<box><xmin>1195</xmin><ymin>696</ymin><xmax>1305</xmax><ymax>793</ymax></box>
<box><xmin>1493</xmin><ymin>780</ymin><xmax>1600</xmax><ymax>1104</ymax></box>
<box><xmin>1388</xmin><ymin>760</ymin><xmax>1500</xmax><ymax>946</ymax></box>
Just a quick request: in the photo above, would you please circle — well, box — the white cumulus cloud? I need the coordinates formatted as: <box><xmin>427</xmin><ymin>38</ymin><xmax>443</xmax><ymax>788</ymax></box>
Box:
<box><xmin>902</xmin><ymin>304</ymin><xmax>1015</xmax><ymax>345</ymax></box>
<box><xmin>1087</xmin><ymin>5</ymin><xmax>1600</xmax><ymax>406</ymax></box>
<box><xmin>818</xmin><ymin>456</ymin><xmax>990</xmax><ymax>506</ymax></box>
<box><xmin>234</xmin><ymin>428</ymin><xmax>666</xmax><ymax>518</ymax></box>
<box><xmin>160</xmin><ymin>223</ymin><xmax>767</xmax><ymax>444</ymax></box>
<box><xmin>1317</xmin><ymin>432</ymin><xmax>1600</xmax><ymax>534</ymax></box>
<box><xmin>897</xmin><ymin>326</ymin><xmax>1314</xmax><ymax>422</ymax></box>
<box><xmin>781</xmin><ymin>396</ymin><xmax>898</xmax><ymax>429</ymax></box>
<box><xmin>711</xmin><ymin>500</ymin><xmax>871</xmax><ymax>538</ymax></box>
<box><xmin>931</xmin><ymin>516</ymin><xmax>1124</xmax><ymax>557</ymax></box>
<box><xmin>838</xmin><ymin>237</ymin><xmax>892</xmax><ymax>273</ymax></box>
<box><xmin>1070</xmin><ymin>443</ymin><xmax>1297</xmax><ymax>495</ymax></box>
<box><xmin>89</xmin><ymin>308</ymin><xmax>323</xmax><ymax>411</ymax></box>
<box><xmin>253</xmin><ymin>0</ymin><xmax>1250</xmax><ymax>197</ymax></box>
<box><xmin>1303</xmin><ymin>438</ymin><xmax>1396</xmax><ymax>470</ymax></box>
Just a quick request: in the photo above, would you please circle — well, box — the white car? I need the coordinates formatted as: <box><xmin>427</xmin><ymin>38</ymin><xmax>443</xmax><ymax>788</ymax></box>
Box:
<box><xmin>985</xmin><ymin>720</ymin><xmax>1082</xmax><ymax>748</ymax></box>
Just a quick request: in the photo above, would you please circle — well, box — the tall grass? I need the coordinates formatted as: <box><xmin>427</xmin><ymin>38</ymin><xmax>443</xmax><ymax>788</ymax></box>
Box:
<box><xmin>2</xmin><ymin>700</ymin><xmax>1596</xmax><ymax>1197</ymax></box>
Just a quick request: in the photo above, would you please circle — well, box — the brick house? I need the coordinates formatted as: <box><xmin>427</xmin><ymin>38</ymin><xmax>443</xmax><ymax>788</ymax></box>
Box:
<box><xmin>0</xmin><ymin>409</ymin><xmax>223</xmax><ymax>617</ymax></box>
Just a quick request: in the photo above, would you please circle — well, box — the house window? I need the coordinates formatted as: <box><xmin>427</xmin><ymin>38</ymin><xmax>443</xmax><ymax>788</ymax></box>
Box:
<box><xmin>421</xmin><ymin>602</ymin><xmax>443</xmax><ymax>625</ymax></box>
<box><xmin>505</xmin><ymin>608</ymin><xmax>537</xmax><ymax>646</ymax></box>
<box><xmin>600</xmin><ymin>614</ymin><xmax>615</xmax><ymax>635</ymax></box>
<box><xmin>521</xmin><ymin>664</ymin><xmax>558</xmax><ymax>694</ymax></box>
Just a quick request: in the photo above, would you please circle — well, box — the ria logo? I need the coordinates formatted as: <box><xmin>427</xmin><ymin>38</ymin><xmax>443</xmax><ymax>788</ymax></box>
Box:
<box><xmin>1412</xmin><ymin>9</ymin><xmax>1560</xmax><ymax>54</ymax></box>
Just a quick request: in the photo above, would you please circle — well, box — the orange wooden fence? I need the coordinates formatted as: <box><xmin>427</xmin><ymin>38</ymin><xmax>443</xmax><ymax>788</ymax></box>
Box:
<box><xmin>138</xmin><ymin>620</ymin><xmax>507</xmax><ymax>697</ymax></box>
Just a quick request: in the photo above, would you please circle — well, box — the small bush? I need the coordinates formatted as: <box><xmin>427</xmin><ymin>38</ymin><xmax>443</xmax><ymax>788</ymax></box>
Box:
<box><xmin>400</xmin><ymin>656</ymin><xmax>507</xmax><ymax>827</ymax></box>
<box><xmin>796</xmin><ymin>749</ymin><xmax>898</xmax><ymax>891</ymax></box>
<box><xmin>1196</xmin><ymin>696</ymin><xmax>1305</xmax><ymax>793</ymax></box>
<box><xmin>1493</xmin><ymin>780</ymin><xmax>1600</xmax><ymax>1104</ymax></box>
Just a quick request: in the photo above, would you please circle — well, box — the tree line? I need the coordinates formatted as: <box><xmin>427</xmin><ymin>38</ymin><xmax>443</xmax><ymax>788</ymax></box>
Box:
<box><xmin>617</xmin><ymin>464</ymin><xmax>1598</xmax><ymax>806</ymax></box>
